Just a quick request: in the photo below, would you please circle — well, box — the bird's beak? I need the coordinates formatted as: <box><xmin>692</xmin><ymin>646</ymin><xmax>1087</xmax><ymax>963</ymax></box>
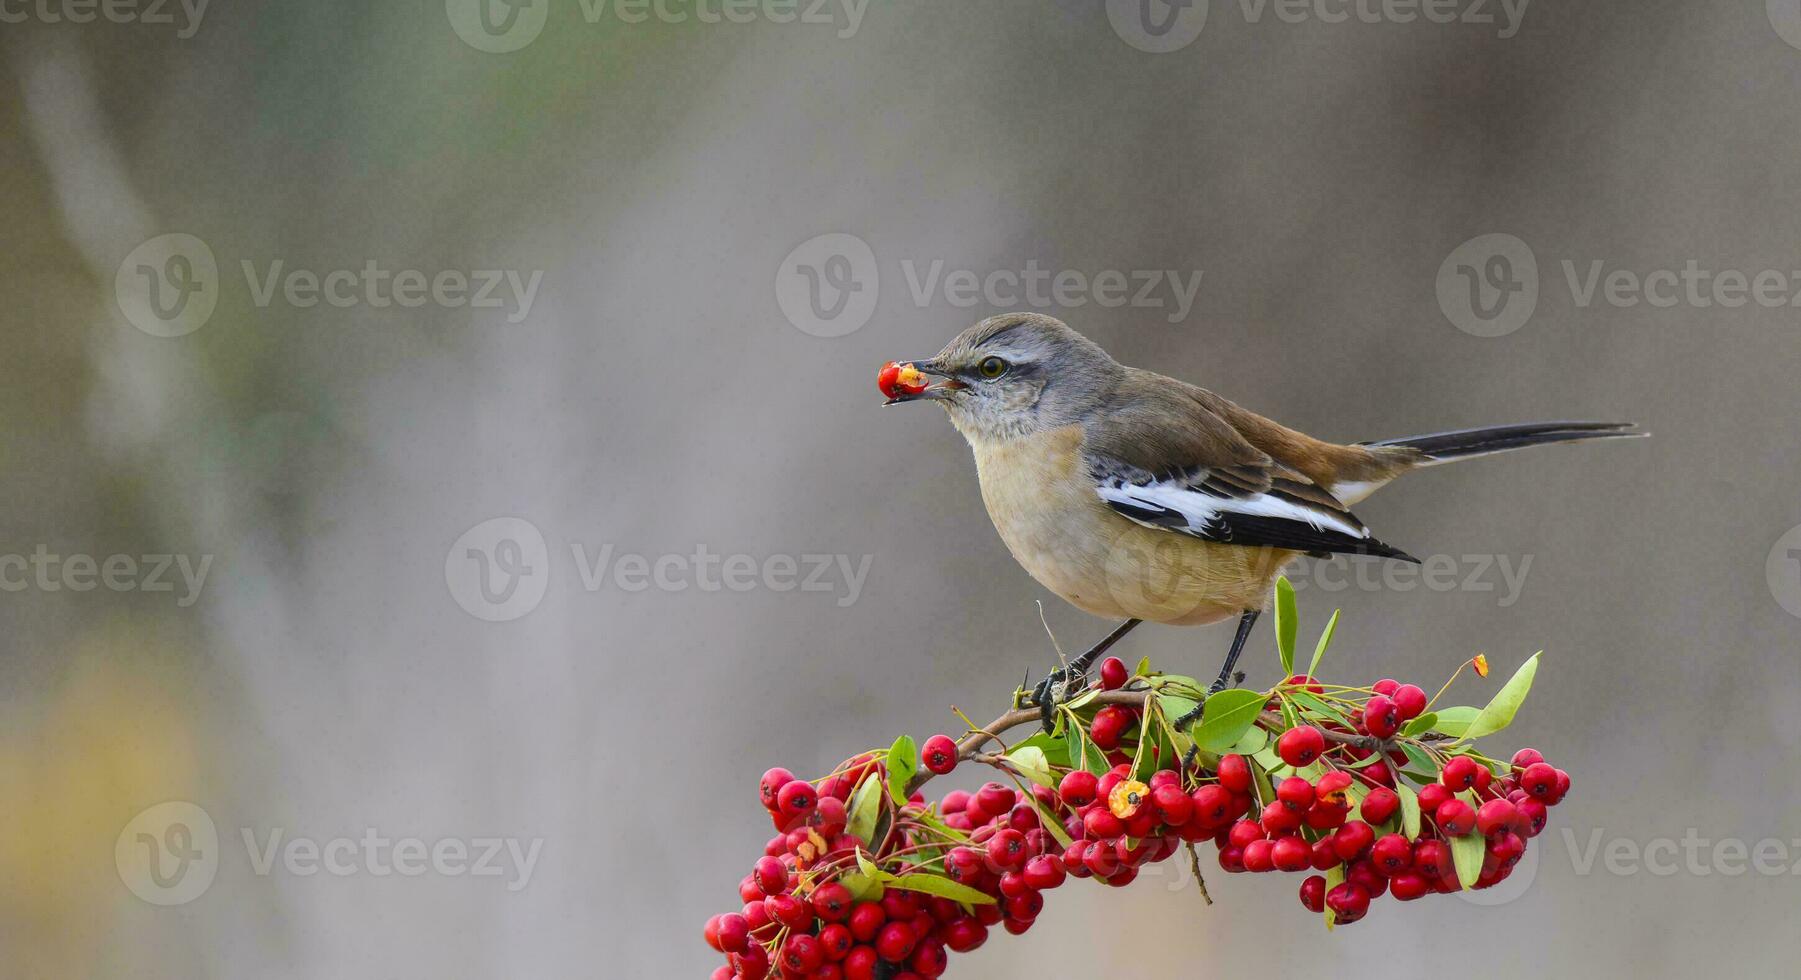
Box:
<box><xmin>881</xmin><ymin>359</ymin><xmax>967</xmax><ymax>405</ymax></box>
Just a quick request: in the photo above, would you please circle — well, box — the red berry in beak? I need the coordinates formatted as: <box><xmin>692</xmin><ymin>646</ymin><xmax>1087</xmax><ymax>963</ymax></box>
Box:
<box><xmin>877</xmin><ymin>361</ymin><xmax>930</xmax><ymax>400</ymax></box>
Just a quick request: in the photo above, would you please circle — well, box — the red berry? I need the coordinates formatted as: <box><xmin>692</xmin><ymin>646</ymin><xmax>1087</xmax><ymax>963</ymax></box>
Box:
<box><xmin>847</xmin><ymin>902</ymin><xmax>886</xmax><ymax>942</ymax></box>
<box><xmin>1436</xmin><ymin>799</ymin><xmax>1477</xmax><ymax>836</ymax></box>
<box><xmin>813</xmin><ymin>882</ymin><xmax>854</xmax><ymax>921</ymax></box>
<box><xmin>1372</xmin><ymin>678</ymin><xmax>1400</xmax><ymax>696</ymax></box>
<box><xmin>1228</xmin><ymin>819</ymin><xmax>1265</xmax><ymax>850</ymax></box>
<box><xmin>920</xmin><ymin>734</ymin><xmax>959</xmax><ymax>775</ymax></box>
<box><xmin>776</xmin><ymin>780</ymin><xmax>818</xmax><ymax>822</ymax></box>
<box><xmin>910</xmin><ymin>939</ymin><xmax>948</xmax><ymax>978</ymax></box>
<box><xmin>1098</xmin><ymin>656</ymin><xmax>1129</xmax><ymax>690</ymax></box>
<box><xmin>987</xmin><ymin>829</ymin><xmax>1028</xmax><ymax>871</ymax></box>
<box><xmin>766</xmin><ymin>893</ymin><xmax>812</xmax><ymax>930</ymax></box>
<box><xmin>1083</xmin><ymin>807</ymin><xmax>1124</xmax><ymax>839</ymax></box>
<box><xmin>759</xmin><ymin>767</ymin><xmax>794</xmax><ymax>810</ymax></box>
<box><xmin>1516</xmin><ymin>798</ymin><xmax>1549</xmax><ymax>837</ymax></box>
<box><xmin>733</xmin><ymin>944</ymin><xmax>770</xmax><ymax>980</ymax></box>
<box><xmin>1058</xmin><ymin>770</ymin><xmax>1099</xmax><ymax>808</ymax></box>
<box><xmin>1370</xmin><ymin>833</ymin><xmax>1412</xmax><ymax>876</ymax></box>
<box><xmin>1189</xmin><ymin>785</ymin><xmax>1234</xmax><ymax>827</ymax></box>
<box><xmin>1390</xmin><ymin>871</ymin><xmax>1430</xmax><ymax>901</ymax></box>
<box><xmin>1414</xmin><ymin>839</ymin><xmax>1454</xmax><ymax>882</ymax></box>
<box><xmin>1442</xmin><ymin>756</ymin><xmax>1482</xmax><ymax>792</ymax></box>
<box><xmin>1277</xmin><ymin>726</ymin><xmax>1326</xmax><ymax>767</ymax></box>
<box><xmin>1145</xmin><ymin>783</ymin><xmax>1189</xmax><ymax>826</ymax></box>
<box><xmin>1243</xmin><ymin>839</ymin><xmax>1275</xmax><ymax>872</ymax></box>
<box><xmin>818</xmin><ymin>923</ymin><xmax>853</xmax><ymax>960</ymax></box>
<box><xmin>1391</xmin><ymin>684</ymin><xmax>1427</xmax><ymax>720</ymax></box>
<box><xmin>1276</xmin><ymin>776</ymin><xmax>1315</xmax><ymax>811</ymax></box>
<box><xmin>874</xmin><ymin>921</ymin><xmax>916</xmax><ymax>963</ymax></box>
<box><xmin>1260</xmin><ymin>800</ymin><xmax>1302</xmax><ymax>833</ymax></box>
<box><xmin>974</xmin><ymin>782</ymin><xmax>1017</xmax><ymax>818</ymax></box>
<box><xmin>1310</xmin><ymin>837</ymin><xmax>1340</xmax><ymax>871</ymax></box>
<box><xmin>1272</xmin><ymin>835</ymin><xmax>1312</xmax><ymax>872</ymax></box>
<box><xmin>942</xmin><ymin>917</ymin><xmax>987</xmax><ymax>953</ymax></box>
<box><xmin>843</xmin><ymin>946</ymin><xmax>878</xmax><ymax>980</ymax></box>
<box><xmin>1299</xmin><ymin>874</ymin><xmax>1327</xmax><ymax>912</ymax></box>
<box><xmin>1520</xmin><ymin>762</ymin><xmax>1559</xmax><ymax>800</ymax></box>
<box><xmin>1417</xmin><ymin>782</ymin><xmax>1452</xmax><ymax>814</ymax></box>
<box><xmin>1332</xmin><ymin>820</ymin><xmax>1375</xmax><ymax>861</ymax></box>
<box><xmin>1217</xmin><ymin>845</ymin><xmax>1246</xmax><ymax>872</ymax></box>
<box><xmin>1511</xmin><ymin>747</ymin><xmax>1546</xmax><ymax>770</ymax></box>
<box><xmin>1004</xmin><ymin>891</ymin><xmax>1043</xmax><ymax>921</ymax></box>
<box><xmin>1362</xmin><ymin>696</ymin><xmax>1400</xmax><ymax>739</ymax></box>
<box><xmin>782</xmin><ymin>933</ymin><xmax>825</xmax><ymax>974</ymax></box>
<box><xmin>1089</xmin><ymin>705</ymin><xmax>1135</xmax><ymax>750</ymax></box>
<box><xmin>1217</xmin><ymin>754</ymin><xmax>1253</xmax><ymax>793</ymax></box>
<box><xmin>1359</xmin><ymin>786</ymin><xmax>1400</xmax><ymax>825</ymax></box>
<box><xmin>1358</xmin><ymin>760</ymin><xmax>1396</xmax><ymax>788</ymax></box>
<box><xmin>1325</xmin><ymin>882</ymin><xmax>1371</xmax><ymax>923</ymax></box>
<box><xmin>704</xmin><ymin>914</ymin><xmax>728</xmax><ymax>952</ymax></box>
<box><xmin>1023</xmin><ymin>853</ymin><xmax>1066</xmax><ymax>890</ymax></box>
<box><xmin>752</xmin><ymin>856</ymin><xmax>788</xmax><ymax>896</ymax></box>
<box><xmin>1477</xmin><ymin>798</ymin><xmax>1523</xmax><ymax>838</ymax></box>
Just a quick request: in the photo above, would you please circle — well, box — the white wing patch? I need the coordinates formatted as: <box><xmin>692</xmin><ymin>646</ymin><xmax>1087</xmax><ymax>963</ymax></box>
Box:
<box><xmin>1096</xmin><ymin>480</ymin><xmax>1369</xmax><ymax>540</ymax></box>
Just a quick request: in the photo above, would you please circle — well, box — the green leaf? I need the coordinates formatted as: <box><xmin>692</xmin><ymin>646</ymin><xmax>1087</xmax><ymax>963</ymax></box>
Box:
<box><xmin>1252</xmin><ymin>745</ymin><xmax>1282</xmax><ymax>771</ymax></box>
<box><xmin>886</xmin><ymin>872</ymin><xmax>997</xmax><ymax>905</ymax></box>
<box><xmin>1274</xmin><ymin>577</ymin><xmax>1298</xmax><ymax>675</ymax></box>
<box><xmin>1156</xmin><ymin>691</ymin><xmax>1200</xmax><ymax>732</ymax></box>
<box><xmin>1464</xmin><ymin>652</ymin><xmax>1541</xmax><ymax>740</ymax></box>
<box><xmin>841</xmin><ymin>869</ymin><xmax>884</xmax><ymax>901</ymax></box>
<box><xmin>1006</xmin><ymin>745</ymin><xmax>1056</xmax><ymax>788</ymax></box>
<box><xmin>1429</xmin><ymin>706</ymin><xmax>1481</xmax><ymax>737</ymax></box>
<box><xmin>1065</xmin><ymin>689</ymin><xmax>1100</xmax><ymax>712</ymax></box>
<box><xmin>1230</xmin><ymin>725</ymin><xmax>1269</xmax><ymax>754</ymax></box>
<box><xmin>1306</xmin><ymin>608</ymin><xmax>1339</xmax><ymax>680</ymax></box>
<box><xmin>1006</xmin><ymin>731</ymin><xmax>1071</xmax><ymax>770</ymax></box>
<box><xmin>1323</xmin><ymin>864</ymin><xmax>1345</xmax><ymax>930</ymax></box>
<box><xmin>1189</xmin><ymin>689</ymin><xmax>1268</xmax><ymax>753</ymax></box>
<box><xmin>1288</xmin><ymin>691</ymin><xmax>1352</xmax><ymax>728</ymax></box>
<box><xmin>1400</xmin><ymin>742</ymin><xmax>1436</xmax><ymax>774</ymax></box>
<box><xmin>1135</xmin><ymin>655</ymin><xmax>1153</xmax><ymax>678</ymax></box>
<box><xmin>1401</xmin><ymin>712</ymin><xmax>1438</xmax><ymax>737</ymax></box>
<box><xmin>886</xmin><ymin>736</ymin><xmax>918</xmax><ymax>807</ymax></box>
<box><xmin>1397</xmin><ymin>783</ymin><xmax>1421</xmax><ymax>840</ymax></box>
<box><xmin>1030</xmin><ymin>796</ymin><xmax>1075</xmax><ymax>849</ymax></box>
<box><xmin>846</xmin><ymin>773</ymin><xmax>883</xmax><ymax>843</ymax></box>
<box><xmin>1450</xmin><ymin>832</ymin><xmax>1485</xmax><ymax>890</ymax></box>
<box><xmin>1066</xmin><ymin>714</ymin><xmax>1110</xmax><ymax>777</ymax></box>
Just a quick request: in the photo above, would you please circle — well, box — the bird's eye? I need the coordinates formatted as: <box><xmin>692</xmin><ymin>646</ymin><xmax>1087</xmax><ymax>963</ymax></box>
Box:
<box><xmin>977</xmin><ymin>356</ymin><xmax>1008</xmax><ymax>379</ymax></box>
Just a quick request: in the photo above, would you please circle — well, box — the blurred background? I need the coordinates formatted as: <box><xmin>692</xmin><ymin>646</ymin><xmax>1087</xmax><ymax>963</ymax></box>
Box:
<box><xmin>3</xmin><ymin>0</ymin><xmax>1799</xmax><ymax>975</ymax></box>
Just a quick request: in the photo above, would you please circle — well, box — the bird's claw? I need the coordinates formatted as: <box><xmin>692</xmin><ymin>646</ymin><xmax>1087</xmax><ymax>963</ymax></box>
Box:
<box><xmin>1025</xmin><ymin>665</ymin><xmax>1087</xmax><ymax>733</ymax></box>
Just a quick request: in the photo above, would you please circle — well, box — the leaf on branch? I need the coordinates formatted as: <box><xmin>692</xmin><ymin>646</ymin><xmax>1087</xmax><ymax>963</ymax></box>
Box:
<box><xmin>1006</xmin><ymin>745</ymin><xmax>1056</xmax><ymax>788</ymax></box>
<box><xmin>1397</xmin><ymin>782</ymin><xmax>1421</xmax><ymax>839</ymax></box>
<box><xmin>846</xmin><ymin>773</ymin><xmax>883</xmax><ymax>843</ymax></box>
<box><xmin>1463</xmin><ymin>652</ymin><xmax>1541</xmax><ymax>740</ymax></box>
<box><xmin>1401</xmin><ymin>712</ymin><xmax>1438</xmax><ymax>737</ymax></box>
<box><xmin>885</xmin><ymin>872</ymin><xmax>997</xmax><ymax>905</ymax></box>
<box><xmin>1450</xmin><ymin>832</ymin><xmax>1485</xmax><ymax>890</ymax></box>
<box><xmin>886</xmin><ymin>735</ymin><xmax>918</xmax><ymax>806</ymax></box>
<box><xmin>1274</xmin><ymin>577</ymin><xmax>1297</xmax><ymax>675</ymax></box>
<box><xmin>1189</xmin><ymin>689</ymin><xmax>1267</xmax><ymax>753</ymax></box>
<box><xmin>1287</xmin><ymin>690</ymin><xmax>1351</xmax><ymax>728</ymax></box>
<box><xmin>1428</xmin><ymin>706</ymin><xmax>1481</xmax><ymax>737</ymax></box>
<box><xmin>1306</xmin><ymin>608</ymin><xmax>1339</xmax><ymax>679</ymax></box>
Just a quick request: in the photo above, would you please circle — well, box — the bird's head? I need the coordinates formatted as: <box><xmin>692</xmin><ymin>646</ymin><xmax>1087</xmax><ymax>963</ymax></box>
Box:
<box><xmin>881</xmin><ymin>313</ymin><xmax>1122</xmax><ymax>442</ymax></box>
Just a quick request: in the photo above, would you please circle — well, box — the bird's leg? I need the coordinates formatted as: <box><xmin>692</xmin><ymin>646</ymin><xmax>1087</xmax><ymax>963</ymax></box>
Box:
<box><xmin>1028</xmin><ymin>618</ymin><xmax>1141</xmax><ymax>732</ymax></box>
<box><xmin>1209</xmin><ymin>608</ymin><xmax>1262</xmax><ymax>694</ymax></box>
<box><xmin>1173</xmin><ymin>609</ymin><xmax>1262</xmax><ymax>732</ymax></box>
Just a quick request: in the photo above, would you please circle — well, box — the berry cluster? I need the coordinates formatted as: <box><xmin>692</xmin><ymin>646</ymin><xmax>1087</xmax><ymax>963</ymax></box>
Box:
<box><xmin>1204</xmin><ymin>673</ymin><xmax>1571</xmax><ymax>923</ymax></box>
<box><xmin>706</xmin><ymin>594</ymin><xmax>1564</xmax><ymax>974</ymax></box>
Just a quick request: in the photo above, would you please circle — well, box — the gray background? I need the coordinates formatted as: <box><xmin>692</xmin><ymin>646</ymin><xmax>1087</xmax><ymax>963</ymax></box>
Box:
<box><xmin>3</xmin><ymin>0</ymin><xmax>1798</xmax><ymax>976</ymax></box>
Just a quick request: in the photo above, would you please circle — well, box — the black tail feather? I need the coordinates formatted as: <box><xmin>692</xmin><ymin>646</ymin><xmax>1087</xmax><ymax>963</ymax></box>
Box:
<box><xmin>1362</xmin><ymin>421</ymin><xmax>1645</xmax><ymax>463</ymax></box>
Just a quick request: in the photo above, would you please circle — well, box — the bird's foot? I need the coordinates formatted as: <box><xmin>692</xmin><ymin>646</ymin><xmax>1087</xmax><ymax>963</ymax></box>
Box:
<box><xmin>1025</xmin><ymin>664</ymin><xmax>1089</xmax><ymax>733</ymax></box>
<box><xmin>1206</xmin><ymin>669</ymin><xmax>1247</xmax><ymax>697</ymax></box>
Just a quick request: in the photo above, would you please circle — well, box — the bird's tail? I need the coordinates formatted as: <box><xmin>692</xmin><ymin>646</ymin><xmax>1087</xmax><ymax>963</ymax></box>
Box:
<box><xmin>1361</xmin><ymin>420</ymin><xmax>1646</xmax><ymax>465</ymax></box>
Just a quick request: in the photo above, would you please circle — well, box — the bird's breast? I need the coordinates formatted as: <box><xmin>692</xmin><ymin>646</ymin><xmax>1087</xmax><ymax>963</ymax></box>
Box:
<box><xmin>968</xmin><ymin>426</ymin><xmax>1290</xmax><ymax>625</ymax></box>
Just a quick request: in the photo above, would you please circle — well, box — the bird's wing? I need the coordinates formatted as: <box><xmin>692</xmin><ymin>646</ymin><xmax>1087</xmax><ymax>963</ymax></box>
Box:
<box><xmin>1082</xmin><ymin>378</ymin><xmax>1418</xmax><ymax>561</ymax></box>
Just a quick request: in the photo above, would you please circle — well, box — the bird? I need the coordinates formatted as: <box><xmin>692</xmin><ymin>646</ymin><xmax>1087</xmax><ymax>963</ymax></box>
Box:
<box><xmin>880</xmin><ymin>312</ymin><xmax>1644</xmax><ymax>730</ymax></box>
